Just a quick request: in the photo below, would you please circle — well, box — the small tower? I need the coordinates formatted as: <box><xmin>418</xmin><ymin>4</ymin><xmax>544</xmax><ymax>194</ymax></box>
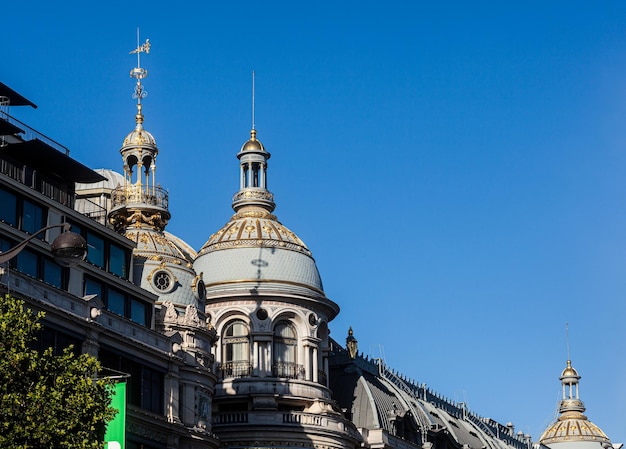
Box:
<box><xmin>105</xmin><ymin>36</ymin><xmax>219</xmax><ymax>444</ymax></box>
<box><xmin>539</xmin><ymin>359</ymin><xmax>612</xmax><ymax>449</ymax></box>
<box><xmin>109</xmin><ymin>38</ymin><xmax>170</xmax><ymax>232</ymax></box>
<box><xmin>194</xmin><ymin>76</ymin><xmax>360</xmax><ymax>449</ymax></box>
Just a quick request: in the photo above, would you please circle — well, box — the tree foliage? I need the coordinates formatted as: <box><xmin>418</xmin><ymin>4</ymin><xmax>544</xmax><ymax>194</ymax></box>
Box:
<box><xmin>0</xmin><ymin>294</ymin><xmax>116</xmax><ymax>449</ymax></box>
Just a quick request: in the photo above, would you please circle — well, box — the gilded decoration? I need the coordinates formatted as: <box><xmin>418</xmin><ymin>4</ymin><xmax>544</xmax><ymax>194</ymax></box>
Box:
<box><xmin>198</xmin><ymin>214</ymin><xmax>311</xmax><ymax>257</ymax></box>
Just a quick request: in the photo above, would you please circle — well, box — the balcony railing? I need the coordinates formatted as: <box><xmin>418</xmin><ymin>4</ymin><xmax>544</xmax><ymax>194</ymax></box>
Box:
<box><xmin>212</xmin><ymin>410</ymin><xmax>361</xmax><ymax>440</ymax></box>
<box><xmin>218</xmin><ymin>361</ymin><xmax>252</xmax><ymax>380</ymax></box>
<box><xmin>272</xmin><ymin>362</ymin><xmax>305</xmax><ymax>379</ymax></box>
<box><xmin>111</xmin><ymin>184</ymin><xmax>169</xmax><ymax>210</ymax></box>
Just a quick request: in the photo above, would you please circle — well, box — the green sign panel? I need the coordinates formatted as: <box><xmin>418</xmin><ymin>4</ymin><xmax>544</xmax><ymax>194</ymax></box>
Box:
<box><xmin>104</xmin><ymin>381</ymin><xmax>126</xmax><ymax>449</ymax></box>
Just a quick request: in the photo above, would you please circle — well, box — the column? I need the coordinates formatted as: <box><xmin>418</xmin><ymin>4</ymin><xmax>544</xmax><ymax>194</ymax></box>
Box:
<box><xmin>312</xmin><ymin>347</ymin><xmax>318</xmax><ymax>383</ymax></box>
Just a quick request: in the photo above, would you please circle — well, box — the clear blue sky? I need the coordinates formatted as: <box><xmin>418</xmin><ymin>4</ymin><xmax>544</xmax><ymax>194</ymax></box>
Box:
<box><xmin>4</xmin><ymin>1</ymin><xmax>625</xmax><ymax>442</ymax></box>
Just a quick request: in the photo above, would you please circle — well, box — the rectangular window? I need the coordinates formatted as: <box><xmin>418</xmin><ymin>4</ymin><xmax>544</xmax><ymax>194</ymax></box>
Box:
<box><xmin>86</xmin><ymin>231</ymin><xmax>105</xmax><ymax>268</ymax></box>
<box><xmin>0</xmin><ymin>187</ymin><xmax>17</xmax><ymax>225</ymax></box>
<box><xmin>84</xmin><ymin>276</ymin><xmax>151</xmax><ymax>327</ymax></box>
<box><xmin>31</xmin><ymin>326</ymin><xmax>82</xmax><ymax>356</ymax></box>
<box><xmin>100</xmin><ymin>349</ymin><xmax>165</xmax><ymax>416</ymax></box>
<box><xmin>130</xmin><ymin>298</ymin><xmax>147</xmax><ymax>326</ymax></box>
<box><xmin>107</xmin><ymin>289</ymin><xmax>126</xmax><ymax>317</ymax></box>
<box><xmin>84</xmin><ymin>277</ymin><xmax>104</xmax><ymax>299</ymax></box>
<box><xmin>43</xmin><ymin>258</ymin><xmax>64</xmax><ymax>288</ymax></box>
<box><xmin>16</xmin><ymin>249</ymin><xmax>38</xmax><ymax>277</ymax></box>
<box><xmin>109</xmin><ymin>243</ymin><xmax>128</xmax><ymax>279</ymax></box>
<box><xmin>21</xmin><ymin>199</ymin><xmax>45</xmax><ymax>235</ymax></box>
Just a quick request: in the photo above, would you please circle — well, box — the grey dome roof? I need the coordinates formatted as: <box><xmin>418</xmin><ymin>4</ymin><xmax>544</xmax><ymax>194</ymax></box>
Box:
<box><xmin>194</xmin><ymin>210</ymin><xmax>323</xmax><ymax>293</ymax></box>
<box><xmin>75</xmin><ymin>168</ymin><xmax>125</xmax><ymax>191</ymax></box>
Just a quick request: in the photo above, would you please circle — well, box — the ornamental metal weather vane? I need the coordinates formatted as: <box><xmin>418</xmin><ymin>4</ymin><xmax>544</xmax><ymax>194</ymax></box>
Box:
<box><xmin>129</xmin><ymin>28</ymin><xmax>150</xmax><ymax>104</ymax></box>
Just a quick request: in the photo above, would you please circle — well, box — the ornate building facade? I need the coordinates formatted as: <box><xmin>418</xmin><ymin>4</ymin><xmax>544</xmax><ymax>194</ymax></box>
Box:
<box><xmin>0</xmin><ymin>43</ymin><xmax>620</xmax><ymax>449</ymax></box>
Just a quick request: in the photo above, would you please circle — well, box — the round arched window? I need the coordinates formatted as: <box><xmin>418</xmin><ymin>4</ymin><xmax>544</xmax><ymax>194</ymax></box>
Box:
<box><xmin>222</xmin><ymin>320</ymin><xmax>250</xmax><ymax>378</ymax></box>
<box><xmin>273</xmin><ymin>322</ymin><xmax>299</xmax><ymax>378</ymax></box>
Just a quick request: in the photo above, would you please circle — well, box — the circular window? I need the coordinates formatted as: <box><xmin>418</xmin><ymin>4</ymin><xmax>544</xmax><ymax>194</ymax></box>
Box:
<box><xmin>256</xmin><ymin>308</ymin><xmax>268</xmax><ymax>320</ymax></box>
<box><xmin>308</xmin><ymin>313</ymin><xmax>317</xmax><ymax>326</ymax></box>
<box><xmin>153</xmin><ymin>270</ymin><xmax>172</xmax><ymax>291</ymax></box>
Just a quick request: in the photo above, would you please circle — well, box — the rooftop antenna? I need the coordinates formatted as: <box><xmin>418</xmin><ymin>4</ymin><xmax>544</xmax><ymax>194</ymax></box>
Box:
<box><xmin>566</xmin><ymin>322</ymin><xmax>571</xmax><ymax>361</ymax></box>
<box><xmin>251</xmin><ymin>70</ymin><xmax>256</xmax><ymax>131</ymax></box>
<box><xmin>129</xmin><ymin>28</ymin><xmax>150</xmax><ymax>106</ymax></box>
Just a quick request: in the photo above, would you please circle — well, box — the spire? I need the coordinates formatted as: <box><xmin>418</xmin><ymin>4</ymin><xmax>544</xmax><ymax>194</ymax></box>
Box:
<box><xmin>109</xmin><ymin>32</ymin><xmax>170</xmax><ymax>233</ymax></box>
<box><xmin>129</xmin><ymin>29</ymin><xmax>150</xmax><ymax>127</ymax></box>
<box><xmin>232</xmin><ymin>73</ymin><xmax>275</xmax><ymax>213</ymax></box>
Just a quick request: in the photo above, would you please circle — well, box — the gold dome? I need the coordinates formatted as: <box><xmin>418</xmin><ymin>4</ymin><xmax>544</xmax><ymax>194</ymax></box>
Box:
<box><xmin>561</xmin><ymin>360</ymin><xmax>580</xmax><ymax>380</ymax></box>
<box><xmin>197</xmin><ymin>209</ymin><xmax>311</xmax><ymax>257</ymax></box>
<box><xmin>539</xmin><ymin>413</ymin><xmax>610</xmax><ymax>445</ymax></box>
<box><xmin>238</xmin><ymin>129</ymin><xmax>268</xmax><ymax>155</ymax></box>
<box><xmin>123</xmin><ymin>126</ymin><xmax>156</xmax><ymax>148</ymax></box>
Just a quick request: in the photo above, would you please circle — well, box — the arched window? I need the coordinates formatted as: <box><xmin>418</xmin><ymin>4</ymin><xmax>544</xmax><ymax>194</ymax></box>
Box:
<box><xmin>272</xmin><ymin>322</ymin><xmax>300</xmax><ymax>379</ymax></box>
<box><xmin>221</xmin><ymin>320</ymin><xmax>250</xmax><ymax>378</ymax></box>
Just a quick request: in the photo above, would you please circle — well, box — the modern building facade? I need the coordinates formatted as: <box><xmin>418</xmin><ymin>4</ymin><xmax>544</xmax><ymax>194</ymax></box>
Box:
<box><xmin>0</xmin><ymin>45</ymin><xmax>620</xmax><ymax>449</ymax></box>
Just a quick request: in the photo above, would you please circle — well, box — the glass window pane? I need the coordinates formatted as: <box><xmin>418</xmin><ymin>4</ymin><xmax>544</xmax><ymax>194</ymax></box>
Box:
<box><xmin>107</xmin><ymin>289</ymin><xmax>126</xmax><ymax>316</ymax></box>
<box><xmin>0</xmin><ymin>187</ymin><xmax>17</xmax><ymax>225</ymax></box>
<box><xmin>16</xmin><ymin>249</ymin><xmax>38</xmax><ymax>277</ymax></box>
<box><xmin>22</xmin><ymin>200</ymin><xmax>44</xmax><ymax>235</ymax></box>
<box><xmin>43</xmin><ymin>258</ymin><xmax>63</xmax><ymax>288</ymax></box>
<box><xmin>130</xmin><ymin>299</ymin><xmax>147</xmax><ymax>326</ymax></box>
<box><xmin>84</xmin><ymin>277</ymin><xmax>104</xmax><ymax>299</ymax></box>
<box><xmin>86</xmin><ymin>232</ymin><xmax>105</xmax><ymax>268</ymax></box>
<box><xmin>109</xmin><ymin>243</ymin><xmax>128</xmax><ymax>278</ymax></box>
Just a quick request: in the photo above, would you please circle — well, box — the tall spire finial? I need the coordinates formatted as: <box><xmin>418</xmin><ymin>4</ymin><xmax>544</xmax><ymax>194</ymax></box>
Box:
<box><xmin>129</xmin><ymin>28</ymin><xmax>150</xmax><ymax>120</ymax></box>
<box><xmin>251</xmin><ymin>70</ymin><xmax>256</xmax><ymax>131</ymax></box>
<box><xmin>566</xmin><ymin>322</ymin><xmax>571</xmax><ymax>361</ymax></box>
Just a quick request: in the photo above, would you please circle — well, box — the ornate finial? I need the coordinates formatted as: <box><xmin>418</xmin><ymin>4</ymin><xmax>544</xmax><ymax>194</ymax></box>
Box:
<box><xmin>346</xmin><ymin>326</ymin><xmax>358</xmax><ymax>359</ymax></box>
<box><xmin>251</xmin><ymin>70</ymin><xmax>256</xmax><ymax>131</ymax></box>
<box><xmin>129</xmin><ymin>28</ymin><xmax>150</xmax><ymax>121</ymax></box>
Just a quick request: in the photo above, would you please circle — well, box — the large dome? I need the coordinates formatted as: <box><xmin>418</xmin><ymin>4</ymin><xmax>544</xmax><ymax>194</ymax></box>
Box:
<box><xmin>195</xmin><ymin>209</ymin><xmax>323</xmax><ymax>293</ymax></box>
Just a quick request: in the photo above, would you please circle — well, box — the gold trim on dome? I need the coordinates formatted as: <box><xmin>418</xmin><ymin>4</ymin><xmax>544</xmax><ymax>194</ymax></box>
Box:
<box><xmin>204</xmin><ymin>277</ymin><xmax>325</xmax><ymax>295</ymax></box>
<box><xmin>199</xmin><ymin>214</ymin><xmax>311</xmax><ymax>256</ymax></box>
<box><xmin>233</xmin><ymin>210</ymin><xmax>277</xmax><ymax>220</ymax></box>
<box><xmin>199</xmin><ymin>238</ymin><xmax>311</xmax><ymax>256</ymax></box>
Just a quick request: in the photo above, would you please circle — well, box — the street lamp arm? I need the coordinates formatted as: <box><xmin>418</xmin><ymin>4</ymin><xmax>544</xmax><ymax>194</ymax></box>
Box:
<box><xmin>0</xmin><ymin>223</ymin><xmax>73</xmax><ymax>265</ymax></box>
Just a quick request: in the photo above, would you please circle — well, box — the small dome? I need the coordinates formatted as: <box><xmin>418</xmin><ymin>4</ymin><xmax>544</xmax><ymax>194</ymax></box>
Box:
<box><xmin>561</xmin><ymin>360</ymin><xmax>580</xmax><ymax>380</ymax></box>
<box><xmin>122</xmin><ymin>125</ymin><xmax>157</xmax><ymax>149</ymax></box>
<box><xmin>75</xmin><ymin>168</ymin><xmax>125</xmax><ymax>191</ymax></box>
<box><xmin>238</xmin><ymin>129</ymin><xmax>269</xmax><ymax>156</ymax></box>
<box><xmin>125</xmin><ymin>227</ymin><xmax>202</xmax><ymax>308</ymax></box>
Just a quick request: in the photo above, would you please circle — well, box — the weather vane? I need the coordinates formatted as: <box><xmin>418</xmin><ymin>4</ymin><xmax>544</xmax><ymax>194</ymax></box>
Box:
<box><xmin>129</xmin><ymin>28</ymin><xmax>150</xmax><ymax>103</ymax></box>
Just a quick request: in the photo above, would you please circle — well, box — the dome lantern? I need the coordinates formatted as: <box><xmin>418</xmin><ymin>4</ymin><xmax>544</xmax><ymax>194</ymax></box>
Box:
<box><xmin>109</xmin><ymin>36</ymin><xmax>170</xmax><ymax>232</ymax></box>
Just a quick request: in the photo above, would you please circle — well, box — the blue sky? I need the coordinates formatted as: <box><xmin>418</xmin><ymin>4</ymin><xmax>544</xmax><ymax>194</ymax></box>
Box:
<box><xmin>4</xmin><ymin>1</ymin><xmax>625</xmax><ymax>442</ymax></box>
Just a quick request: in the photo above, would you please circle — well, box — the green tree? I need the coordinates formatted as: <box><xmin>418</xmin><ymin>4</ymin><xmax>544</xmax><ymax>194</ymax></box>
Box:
<box><xmin>0</xmin><ymin>294</ymin><xmax>116</xmax><ymax>449</ymax></box>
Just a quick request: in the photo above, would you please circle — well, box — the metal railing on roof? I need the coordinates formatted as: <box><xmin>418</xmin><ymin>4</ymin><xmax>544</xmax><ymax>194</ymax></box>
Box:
<box><xmin>0</xmin><ymin>110</ymin><xmax>70</xmax><ymax>155</ymax></box>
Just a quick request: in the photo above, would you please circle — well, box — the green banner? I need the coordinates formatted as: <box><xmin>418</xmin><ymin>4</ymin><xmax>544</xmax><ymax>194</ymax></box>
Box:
<box><xmin>104</xmin><ymin>381</ymin><xmax>126</xmax><ymax>449</ymax></box>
